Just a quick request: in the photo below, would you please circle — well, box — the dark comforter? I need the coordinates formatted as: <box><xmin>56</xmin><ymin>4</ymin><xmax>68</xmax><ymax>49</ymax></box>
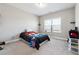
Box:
<box><xmin>20</xmin><ymin>32</ymin><xmax>50</xmax><ymax>50</ymax></box>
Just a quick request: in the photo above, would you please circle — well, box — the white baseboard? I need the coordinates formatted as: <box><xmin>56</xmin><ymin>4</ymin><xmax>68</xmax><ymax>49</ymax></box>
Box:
<box><xmin>53</xmin><ymin>36</ymin><xmax>67</xmax><ymax>41</ymax></box>
<box><xmin>5</xmin><ymin>38</ymin><xmax>20</xmax><ymax>44</ymax></box>
<box><xmin>4</xmin><ymin>36</ymin><xmax>67</xmax><ymax>44</ymax></box>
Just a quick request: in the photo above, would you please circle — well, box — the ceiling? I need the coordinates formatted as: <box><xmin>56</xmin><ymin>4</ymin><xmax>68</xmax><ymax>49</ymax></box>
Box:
<box><xmin>8</xmin><ymin>3</ymin><xmax>75</xmax><ymax>16</ymax></box>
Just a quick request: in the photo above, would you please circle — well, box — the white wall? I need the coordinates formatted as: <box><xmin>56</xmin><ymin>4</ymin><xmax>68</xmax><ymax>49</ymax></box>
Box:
<box><xmin>0</xmin><ymin>4</ymin><xmax>39</xmax><ymax>41</ymax></box>
<box><xmin>40</xmin><ymin>8</ymin><xmax>75</xmax><ymax>38</ymax></box>
<box><xmin>75</xmin><ymin>4</ymin><xmax>79</xmax><ymax>29</ymax></box>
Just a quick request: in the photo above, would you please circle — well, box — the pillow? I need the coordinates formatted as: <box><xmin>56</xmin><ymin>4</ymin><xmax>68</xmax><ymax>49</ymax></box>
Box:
<box><xmin>24</xmin><ymin>31</ymin><xmax>38</xmax><ymax>36</ymax></box>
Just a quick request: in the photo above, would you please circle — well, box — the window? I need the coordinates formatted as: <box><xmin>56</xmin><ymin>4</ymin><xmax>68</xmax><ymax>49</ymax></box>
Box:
<box><xmin>44</xmin><ymin>17</ymin><xmax>61</xmax><ymax>33</ymax></box>
<box><xmin>44</xmin><ymin>19</ymin><xmax>51</xmax><ymax>32</ymax></box>
<box><xmin>52</xmin><ymin>17</ymin><xmax>61</xmax><ymax>33</ymax></box>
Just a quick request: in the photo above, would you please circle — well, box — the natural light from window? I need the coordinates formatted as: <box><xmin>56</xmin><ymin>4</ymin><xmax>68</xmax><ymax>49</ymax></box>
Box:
<box><xmin>44</xmin><ymin>17</ymin><xmax>61</xmax><ymax>33</ymax></box>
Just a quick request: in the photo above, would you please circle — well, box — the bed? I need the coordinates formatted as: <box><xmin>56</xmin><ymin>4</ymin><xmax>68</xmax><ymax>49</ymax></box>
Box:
<box><xmin>19</xmin><ymin>31</ymin><xmax>50</xmax><ymax>50</ymax></box>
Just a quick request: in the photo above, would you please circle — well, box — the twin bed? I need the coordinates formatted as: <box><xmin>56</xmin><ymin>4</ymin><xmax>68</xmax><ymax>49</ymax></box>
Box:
<box><xmin>20</xmin><ymin>31</ymin><xmax>50</xmax><ymax>50</ymax></box>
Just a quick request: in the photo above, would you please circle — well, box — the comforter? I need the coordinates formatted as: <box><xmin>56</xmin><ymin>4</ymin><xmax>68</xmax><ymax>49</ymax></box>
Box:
<box><xmin>20</xmin><ymin>32</ymin><xmax>50</xmax><ymax>50</ymax></box>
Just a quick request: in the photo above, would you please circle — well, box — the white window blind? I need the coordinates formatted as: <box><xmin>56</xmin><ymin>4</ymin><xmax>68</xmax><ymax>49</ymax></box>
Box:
<box><xmin>44</xmin><ymin>20</ymin><xmax>51</xmax><ymax>32</ymax></box>
<box><xmin>52</xmin><ymin>17</ymin><xmax>61</xmax><ymax>33</ymax></box>
<box><xmin>44</xmin><ymin>17</ymin><xmax>61</xmax><ymax>33</ymax></box>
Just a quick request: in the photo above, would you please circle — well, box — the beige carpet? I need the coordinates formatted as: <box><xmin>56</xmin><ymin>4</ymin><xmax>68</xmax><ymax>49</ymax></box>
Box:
<box><xmin>0</xmin><ymin>38</ymin><xmax>75</xmax><ymax>55</ymax></box>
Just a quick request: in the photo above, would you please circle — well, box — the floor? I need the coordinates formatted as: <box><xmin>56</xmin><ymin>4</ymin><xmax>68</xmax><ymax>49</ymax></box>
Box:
<box><xmin>0</xmin><ymin>37</ymin><xmax>75</xmax><ymax>55</ymax></box>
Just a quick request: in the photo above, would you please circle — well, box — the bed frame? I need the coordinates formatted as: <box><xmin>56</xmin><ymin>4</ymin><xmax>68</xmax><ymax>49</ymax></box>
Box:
<box><xmin>20</xmin><ymin>38</ymin><xmax>50</xmax><ymax>50</ymax></box>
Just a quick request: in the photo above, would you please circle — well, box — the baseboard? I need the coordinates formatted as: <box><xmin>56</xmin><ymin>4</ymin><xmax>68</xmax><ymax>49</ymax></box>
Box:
<box><xmin>5</xmin><ymin>36</ymin><xmax>67</xmax><ymax>44</ymax></box>
<box><xmin>5</xmin><ymin>38</ymin><xmax>20</xmax><ymax>44</ymax></box>
<box><xmin>53</xmin><ymin>36</ymin><xmax>67</xmax><ymax>41</ymax></box>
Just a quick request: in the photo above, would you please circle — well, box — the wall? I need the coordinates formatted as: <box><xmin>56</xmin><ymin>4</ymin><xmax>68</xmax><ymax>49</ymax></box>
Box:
<box><xmin>0</xmin><ymin>4</ymin><xmax>39</xmax><ymax>41</ymax></box>
<box><xmin>39</xmin><ymin>8</ymin><xmax>75</xmax><ymax>38</ymax></box>
<box><xmin>75</xmin><ymin>4</ymin><xmax>79</xmax><ymax>29</ymax></box>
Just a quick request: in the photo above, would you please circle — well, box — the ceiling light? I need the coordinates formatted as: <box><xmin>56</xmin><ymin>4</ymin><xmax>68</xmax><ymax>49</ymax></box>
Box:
<box><xmin>35</xmin><ymin>3</ymin><xmax>47</xmax><ymax>8</ymax></box>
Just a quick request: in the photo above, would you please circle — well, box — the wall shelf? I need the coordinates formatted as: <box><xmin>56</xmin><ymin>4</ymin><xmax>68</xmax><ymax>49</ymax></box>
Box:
<box><xmin>70</xmin><ymin>22</ymin><xmax>75</xmax><ymax>24</ymax></box>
